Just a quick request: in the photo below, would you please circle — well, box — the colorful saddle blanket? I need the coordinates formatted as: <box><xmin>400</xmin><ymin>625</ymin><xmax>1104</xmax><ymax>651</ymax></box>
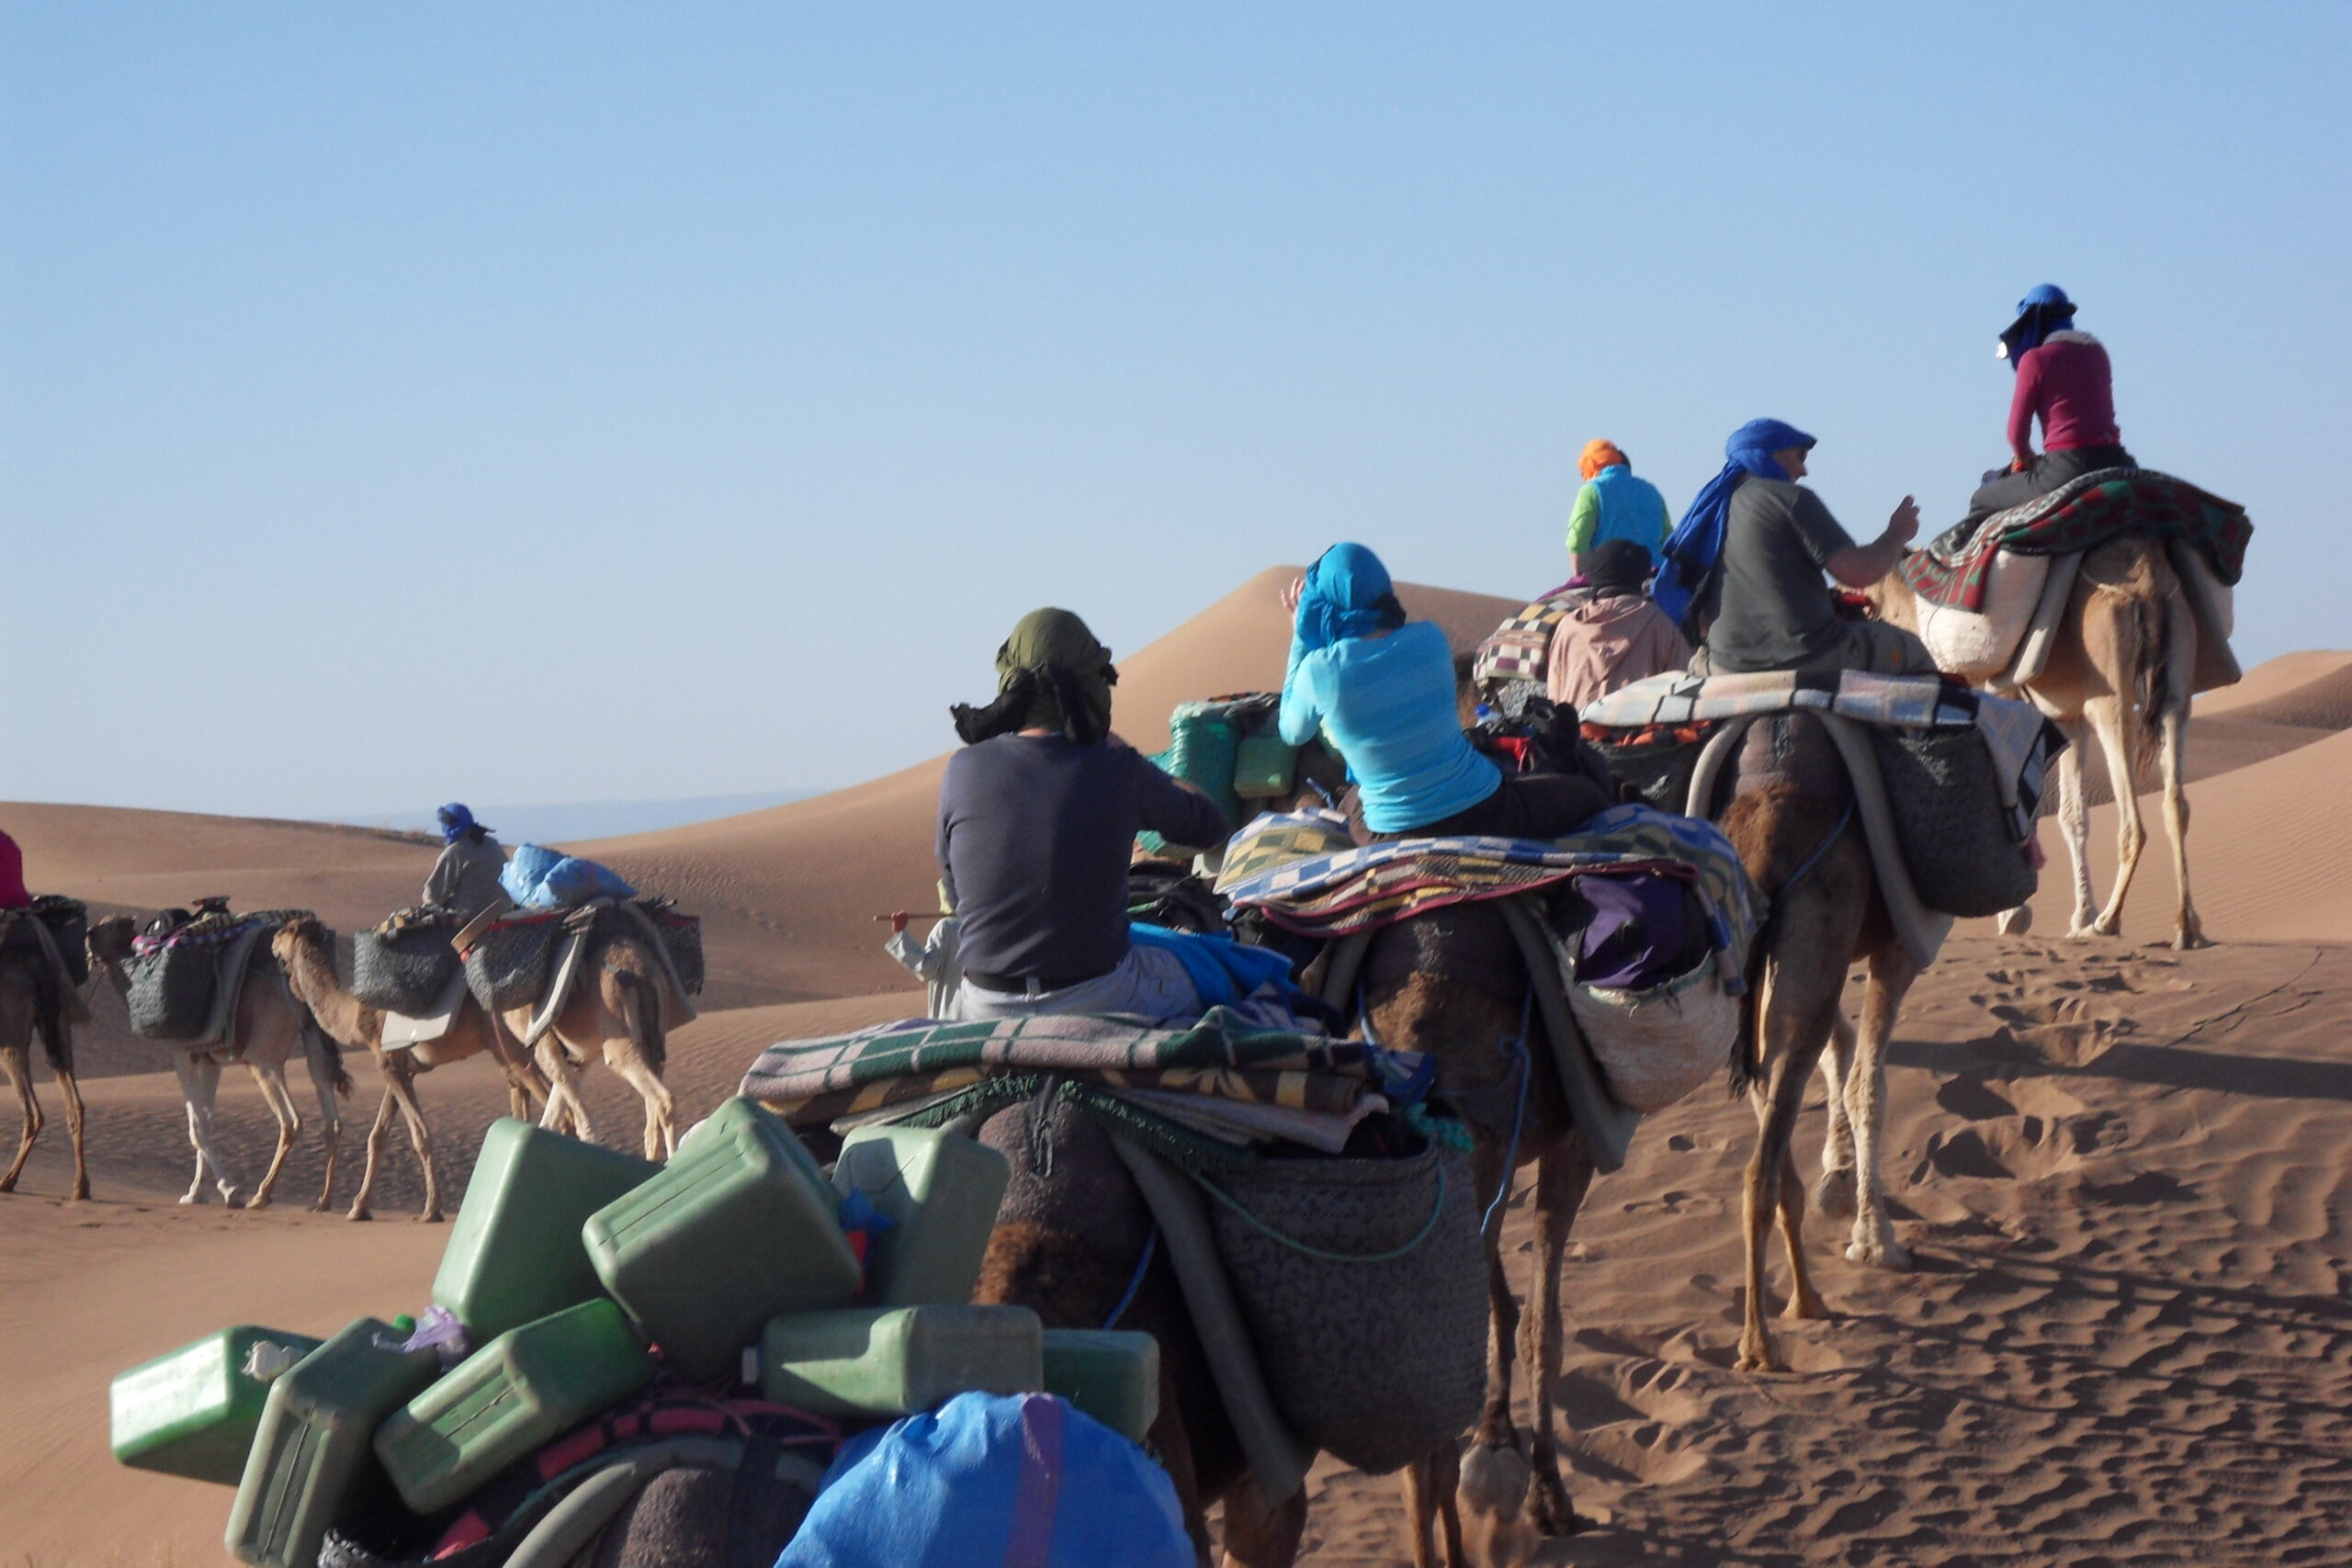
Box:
<box><xmin>1903</xmin><ymin>468</ymin><xmax>2251</xmax><ymax>612</ymax></box>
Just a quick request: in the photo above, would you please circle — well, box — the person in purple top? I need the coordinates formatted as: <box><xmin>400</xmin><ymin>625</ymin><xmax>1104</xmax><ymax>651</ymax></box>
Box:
<box><xmin>1960</xmin><ymin>284</ymin><xmax>2138</xmax><ymax>527</ymax></box>
<box><xmin>937</xmin><ymin>607</ymin><xmax>1229</xmax><ymax>1022</ymax></box>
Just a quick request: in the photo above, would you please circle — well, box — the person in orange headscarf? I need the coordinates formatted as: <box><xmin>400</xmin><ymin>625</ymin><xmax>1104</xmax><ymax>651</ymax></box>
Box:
<box><xmin>1566</xmin><ymin>439</ymin><xmax>1671</xmax><ymax>578</ymax></box>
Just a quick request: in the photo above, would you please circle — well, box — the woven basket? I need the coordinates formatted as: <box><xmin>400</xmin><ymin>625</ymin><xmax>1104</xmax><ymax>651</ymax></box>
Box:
<box><xmin>1202</xmin><ymin>1143</ymin><xmax>1485</xmax><ymax>1474</ymax></box>
<box><xmin>353</xmin><ymin>916</ymin><xmax>463</xmax><ymax>1015</ymax></box>
<box><xmin>4</xmin><ymin>897</ymin><xmax>90</xmax><ymax>987</ymax></box>
<box><xmin>462</xmin><ymin>914</ymin><xmax>563</xmax><ymax>1013</ymax></box>
<box><xmin>636</xmin><ymin>899</ymin><xmax>705</xmax><ymax>996</ymax></box>
<box><xmin>1569</xmin><ymin>953</ymin><xmax>1737</xmax><ymax>1112</ymax></box>
<box><xmin>124</xmin><ymin>941</ymin><xmax>227</xmax><ymax>1040</ymax></box>
<box><xmin>1870</xmin><ymin>727</ymin><xmax>2037</xmax><ymax>918</ymax></box>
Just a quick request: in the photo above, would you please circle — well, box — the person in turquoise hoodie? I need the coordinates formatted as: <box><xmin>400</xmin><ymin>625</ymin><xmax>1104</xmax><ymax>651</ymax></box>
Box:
<box><xmin>1279</xmin><ymin>543</ymin><xmax>1611</xmax><ymax>842</ymax></box>
<box><xmin>1566</xmin><ymin>439</ymin><xmax>1672</xmax><ymax>576</ymax></box>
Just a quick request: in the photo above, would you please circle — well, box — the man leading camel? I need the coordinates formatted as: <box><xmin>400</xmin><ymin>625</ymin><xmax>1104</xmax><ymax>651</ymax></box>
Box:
<box><xmin>1657</xmin><ymin>417</ymin><xmax>1933</xmax><ymax>677</ymax></box>
<box><xmin>940</xmin><ymin>608</ymin><xmax>1230</xmax><ymax>1023</ymax></box>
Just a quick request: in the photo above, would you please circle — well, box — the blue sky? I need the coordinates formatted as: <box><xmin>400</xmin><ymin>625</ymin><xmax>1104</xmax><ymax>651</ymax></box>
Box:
<box><xmin>6</xmin><ymin>3</ymin><xmax>2346</xmax><ymax>818</ymax></box>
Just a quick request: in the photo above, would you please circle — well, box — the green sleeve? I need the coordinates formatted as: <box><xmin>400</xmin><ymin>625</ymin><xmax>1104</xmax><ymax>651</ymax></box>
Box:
<box><xmin>1566</xmin><ymin>483</ymin><xmax>1600</xmax><ymax>553</ymax></box>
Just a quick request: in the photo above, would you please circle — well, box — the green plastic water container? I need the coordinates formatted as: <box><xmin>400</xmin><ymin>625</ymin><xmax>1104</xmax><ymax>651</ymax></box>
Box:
<box><xmin>584</xmin><ymin>1096</ymin><xmax>861</xmax><ymax>1381</ymax></box>
<box><xmin>833</xmin><ymin>1125</ymin><xmax>1011</xmax><ymax>1307</ymax></box>
<box><xmin>1041</xmin><ymin>1328</ymin><xmax>1160</xmax><ymax>1445</ymax></box>
<box><xmin>1232</xmin><ymin>734</ymin><xmax>1299</xmax><ymax>800</ymax></box>
<box><xmin>433</xmin><ymin>1117</ymin><xmax>660</xmax><ymax>1342</ymax></box>
<box><xmin>111</xmin><ymin>1325</ymin><xmax>323</xmax><ymax>1484</ymax></box>
<box><xmin>759</xmin><ymin>1304</ymin><xmax>1043</xmax><ymax>1418</ymax></box>
<box><xmin>374</xmin><ymin>1298</ymin><xmax>656</xmax><ymax>1514</ymax></box>
<box><xmin>224</xmin><ymin>1318</ymin><xmax>441</xmax><ymax>1568</ymax></box>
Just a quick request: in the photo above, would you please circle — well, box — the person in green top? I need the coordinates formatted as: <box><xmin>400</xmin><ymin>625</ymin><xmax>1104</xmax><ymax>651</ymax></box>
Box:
<box><xmin>1566</xmin><ymin>438</ymin><xmax>1671</xmax><ymax>577</ymax></box>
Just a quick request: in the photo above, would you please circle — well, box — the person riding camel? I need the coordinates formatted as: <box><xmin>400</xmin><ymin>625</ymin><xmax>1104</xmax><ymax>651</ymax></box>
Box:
<box><xmin>939</xmin><ymin>608</ymin><xmax>1230</xmax><ymax>1022</ymax></box>
<box><xmin>424</xmin><ymin>803</ymin><xmax>509</xmax><ymax>920</ymax></box>
<box><xmin>0</xmin><ymin>829</ymin><xmax>30</xmax><ymax>911</ymax></box>
<box><xmin>1959</xmin><ymin>284</ymin><xmax>2136</xmax><ymax>528</ymax></box>
<box><xmin>1279</xmin><ymin>542</ymin><xmax>1612</xmax><ymax>842</ymax></box>
<box><xmin>1566</xmin><ymin>438</ymin><xmax>1672</xmax><ymax>578</ymax></box>
<box><xmin>1545</xmin><ymin>537</ymin><xmax>1693</xmax><ymax>710</ymax></box>
<box><xmin>1656</xmin><ymin>419</ymin><xmax>1935</xmax><ymax>677</ymax></box>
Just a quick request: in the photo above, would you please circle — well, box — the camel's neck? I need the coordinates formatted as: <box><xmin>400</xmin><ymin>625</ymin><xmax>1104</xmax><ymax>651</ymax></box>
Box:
<box><xmin>1871</xmin><ymin>571</ymin><xmax>1922</xmax><ymax>637</ymax></box>
<box><xmin>277</xmin><ymin>933</ymin><xmax>379</xmax><ymax>1048</ymax></box>
<box><xmin>96</xmin><ymin>955</ymin><xmax>131</xmax><ymax>999</ymax></box>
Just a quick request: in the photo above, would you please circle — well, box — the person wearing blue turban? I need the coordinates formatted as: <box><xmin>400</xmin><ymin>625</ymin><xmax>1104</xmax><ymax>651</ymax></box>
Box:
<box><xmin>1657</xmin><ymin>422</ymin><xmax>1934</xmax><ymax>676</ymax></box>
<box><xmin>1279</xmin><ymin>543</ymin><xmax>1611</xmax><ymax>840</ymax></box>
<box><xmin>424</xmin><ymin>802</ymin><xmax>510</xmax><ymax>920</ymax></box>
<box><xmin>1957</xmin><ymin>285</ymin><xmax>2135</xmax><ymax>528</ymax></box>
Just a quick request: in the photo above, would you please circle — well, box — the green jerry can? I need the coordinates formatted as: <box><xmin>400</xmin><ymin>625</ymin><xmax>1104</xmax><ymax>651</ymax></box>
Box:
<box><xmin>758</xmin><ymin>1304</ymin><xmax>1044</xmax><ymax>1419</ymax></box>
<box><xmin>373</xmin><ymin>1298</ymin><xmax>656</xmax><ymax>1514</ymax></box>
<box><xmin>224</xmin><ymin>1317</ymin><xmax>441</xmax><ymax>1568</ymax></box>
<box><xmin>111</xmin><ymin>1325</ymin><xmax>324</xmax><ymax>1483</ymax></box>
<box><xmin>584</xmin><ymin>1096</ymin><xmax>861</xmax><ymax>1382</ymax></box>
<box><xmin>1041</xmin><ymin>1328</ymin><xmax>1160</xmax><ymax>1445</ymax></box>
<box><xmin>833</xmin><ymin>1124</ymin><xmax>1012</xmax><ymax>1307</ymax></box>
<box><xmin>433</xmin><ymin>1117</ymin><xmax>661</xmax><ymax>1342</ymax></box>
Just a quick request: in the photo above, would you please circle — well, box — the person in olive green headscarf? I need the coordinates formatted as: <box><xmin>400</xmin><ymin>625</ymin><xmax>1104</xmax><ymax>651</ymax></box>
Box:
<box><xmin>938</xmin><ymin>607</ymin><xmax>1230</xmax><ymax>1022</ymax></box>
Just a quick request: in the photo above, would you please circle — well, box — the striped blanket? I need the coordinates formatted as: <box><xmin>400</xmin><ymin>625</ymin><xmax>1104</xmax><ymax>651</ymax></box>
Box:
<box><xmin>1212</xmin><ymin>802</ymin><xmax>1759</xmax><ymax>983</ymax></box>
<box><xmin>1902</xmin><ymin>468</ymin><xmax>2251</xmax><ymax>612</ymax></box>
<box><xmin>1472</xmin><ymin>589</ymin><xmax>1586</xmax><ymax>686</ymax></box>
<box><xmin>1577</xmin><ymin>669</ymin><xmax>2064</xmax><ymax>839</ymax></box>
<box><xmin>741</xmin><ymin>1005</ymin><xmax>1423</xmax><ymax>1132</ymax></box>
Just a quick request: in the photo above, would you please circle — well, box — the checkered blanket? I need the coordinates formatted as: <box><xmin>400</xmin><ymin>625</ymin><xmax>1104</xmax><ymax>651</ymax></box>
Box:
<box><xmin>1472</xmin><ymin>590</ymin><xmax>1586</xmax><ymax>686</ymax></box>
<box><xmin>1902</xmin><ymin>468</ymin><xmax>2251</xmax><ymax>612</ymax></box>
<box><xmin>741</xmin><ymin>1005</ymin><xmax>1420</xmax><ymax>1129</ymax></box>
<box><xmin>1213</xmin><ymin>801</ymin><xmax>1759</xmax><ymax>982</ymax></box>
<box><xmin>1579</xmin><ymin>670</ymin><xmax>2064</xmax><ymax>840</ymax></box>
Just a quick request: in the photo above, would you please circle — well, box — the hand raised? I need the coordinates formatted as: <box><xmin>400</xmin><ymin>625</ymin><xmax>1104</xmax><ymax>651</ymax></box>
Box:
<box><xmin>1887</xmin><ymin>495</ymin><xmax>1921</xmax><ymax>547</ymax></box>
<box><xmin>1280</xmin><ymin>576</ymin><xmax>1306</xmax><ymax>613</ymax></box>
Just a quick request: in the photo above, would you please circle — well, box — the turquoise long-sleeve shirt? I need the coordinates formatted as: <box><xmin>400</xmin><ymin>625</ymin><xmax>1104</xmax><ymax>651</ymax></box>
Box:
<box><xmin>1278</xmin><ymin>620</ymin><xmax>1501</xmax><ymax>833</ymax></box>
<box><xmin>1567</xmin><ymin>465</ymin><xmax>1672</xmax><ymax>557</ymax></box>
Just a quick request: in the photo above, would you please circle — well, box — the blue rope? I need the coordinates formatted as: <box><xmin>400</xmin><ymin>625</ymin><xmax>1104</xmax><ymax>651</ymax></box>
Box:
<box><xmin>1782</xmin><ymin>795</ymin><xmax>1857</xmax><ymax>897</ymax></box>
<box><xmin>1102</xmin><ymin>1227</ymin><xmax>1159</xmax><ymax>1330</ymax></box>
<box><xmin>1480</xmin><ymin>988</ymin><xmax>1536</xmax><ymax>1237</ymax></box>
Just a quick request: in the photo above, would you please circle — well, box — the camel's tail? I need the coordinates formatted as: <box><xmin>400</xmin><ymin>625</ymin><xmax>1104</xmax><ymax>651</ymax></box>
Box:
<box><xmin>1730</xmin><ymin>905</ymin><xmax>1773</xmax><ymax>1099</ymax></box>
<box><xmin>616</xmin><ymin>964</ymin><xmax>667</xmax><ymax>1078</ymax></box>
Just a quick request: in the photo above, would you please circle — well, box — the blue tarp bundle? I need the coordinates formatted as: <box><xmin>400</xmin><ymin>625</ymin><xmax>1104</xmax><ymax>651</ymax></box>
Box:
<box><xmin>776</xmin><ymin>1392</ymin><xmax>1191</xmax><ymax>1568</ymax></box>
<box><xmin>498</xmin><ymin>843</ymin><xmax>637</xmax><ymax>909</ymax></box>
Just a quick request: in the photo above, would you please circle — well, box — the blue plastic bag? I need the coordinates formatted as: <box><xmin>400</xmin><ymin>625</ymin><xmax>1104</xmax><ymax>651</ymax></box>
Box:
<box><xmin>498</xmin><ymin>843</ymin><xmax>636</xmax><ymax>909</ymax></box>
<box><xmin>777</xmin><ymin>1392</ymin><xmax>1191</xmax><ymax>1568</ymax></box>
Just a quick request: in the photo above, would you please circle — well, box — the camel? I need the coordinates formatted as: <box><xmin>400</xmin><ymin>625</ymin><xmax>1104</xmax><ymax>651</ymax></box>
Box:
<box><xmin>86</xmin><ymin>915</ymin><xmax>351</xmax><ymax>1210</ymax></box>
<box><xmin>492</xmin><ymin>916</ymin><xmax>682</xmax><ymax>1163</ymax></box>
<box><xmin>1870</xmin><ymin>533</ymin><xmax>2209</xmax><ymax>948</ymax></box>
<box><xmin>271</xmin><ymin>915</ymin><xmax>549</xmax><ymax>1223</ymax></box>
<box><xmin>0</xmin><ymin>927</ymin><xmax>89</xmax><ymax>1201</ymax></box>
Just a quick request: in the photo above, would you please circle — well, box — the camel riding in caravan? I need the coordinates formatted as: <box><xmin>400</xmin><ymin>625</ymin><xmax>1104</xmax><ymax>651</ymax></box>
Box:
<box><xmin>0</xmin><ymin>828</ymin><xmax>95</xmax><ymax>1201</ymax></box>
<box><xmin>86</xmin><ymin>895</ymin><xmax>354</xmax><ymax>1211</ymax></box>
<box><xmin>1861</xmin><ymin>286</ymin><xmax>2251</xmax><ymax>950</ymax></box>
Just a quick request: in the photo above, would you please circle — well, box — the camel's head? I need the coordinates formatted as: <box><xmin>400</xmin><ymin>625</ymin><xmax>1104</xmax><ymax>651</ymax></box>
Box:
<box><xmin>270</xmin><ymin>913</ymin><xmax>328</xmax><ymax>967</ymax></box>
<box><xmin>85</xmin><ymin>913</ymin><xmax>138</xmax><ymax>968</ymax></box>
<box><xmin>1859</xmin><ymin>563</ymin><xmax>1921</xmax><ymax>636</ymax></box>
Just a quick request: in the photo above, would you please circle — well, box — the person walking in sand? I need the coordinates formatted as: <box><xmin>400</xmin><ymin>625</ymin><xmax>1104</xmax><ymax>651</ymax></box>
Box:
<box><xmin>1566</xmin><ymin>438</ymin><xmax>1672</xmax><ymax>577</ymax></box>
<box><xmin>424</xmin><ymin>803</ymin><xmax>508</xmax><ymax>919</ymax></box>
<box><xmin>885</xmin><ymin>886</ymin><xmax>964</xmax><ymax>1020</ymax></box>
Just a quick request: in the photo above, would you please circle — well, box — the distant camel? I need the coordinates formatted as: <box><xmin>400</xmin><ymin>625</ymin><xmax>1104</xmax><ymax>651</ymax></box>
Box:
<box><xmin>0</xmin><ymin>922</ymin><xmax>89</xmax><ymax>1201</ymax></box>
<box><xmin>272</xmin><ymin>915</ymin><xmax>548</xmax><ymax>1223</ymax></box>
<box><xmin>494</xmin><ymin>916</ymin><xmax>682</xmax><ymax>1163</ymax></box>
<box><xmin>1871</xmin><ymin>533</ymin><xmax>2211</xmax><ymax>948</ymax></box>
<box><xmin>86</xmin><ymin>915</ymin><xmax>350</xmax><ymax>1211</ymax></box>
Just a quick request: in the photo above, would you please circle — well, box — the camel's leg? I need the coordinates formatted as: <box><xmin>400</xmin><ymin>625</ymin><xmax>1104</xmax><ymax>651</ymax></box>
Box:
<box><xmin>535</xmin><ymin>1041</ymin><xmax>592</xmax><ymax>1142</ymax></box>
<box><xmin>1813</xmin><ymin>1010</ymin><xmax>1859</xmax><ymax>1221</ymax></box>
<box><xmin>608</xmin><ymin>1051</ymin><xmax>675</xmax><ymax>1163</ymax></box>
<box><xmin>1846</xmin><ymin>944</ymin><xmax>1922</xmax><ymax>1269</ymax></box>
<box><xmin>2049</xmin><ymin>717</ymin><xmax>2098</xmax><ymax>936</ymax></box>
<box><xmin>1739</xmin><ymin>978</ymin><xmax>1833</xmax><ymax>1374</ymax></box>
<box><xmin>1401</xmin><ymin>1442</ymin><xmax>1464</xmax><ymax>1568</ymax></box>
<box><xmin>175</xmin><ymin>1055</ymin><xmax>238</xmax><ymax>1206</ymax></box>
<box><xmin>1773</xmin><ymin>1130</ymin><xmax>1828</xmax><ymax>1321</ymax></box>
<box><xmin>2086</xmin><ymin>696</ymin><xmax>2146</xmax><ymax>937</ymax></box>
<box><xmin>304</xmin><ymin>1037</ymin><xmax>343</xmax><ymax>1213</ymax></box>
<box><xmin>57</xmin><ymin>1064</ymin><xmax>90</xmax><ymax>1202</ymax></box>
<box><xmin>347</xmin><ymin>1088</ymin><xmax>401</xmax><ymax>1222</ymax></box>
<box><xmin>243</xmin><ymin>1063</ymin><xmax>300</xmax><ymax>1211</ymax></box>
<box><xmin>1217</xmin><ymin>1469</ymin><xmax>1308</xmax><ymax>1568</ymax></box>
<box><xmin>2158</xmin><ymin>615</ymin><xmax>2208</xmax><ymax>949</ymax></box>
<box><xmin>0</xmin><ymin>1047</ymin><xmax>40</xmax><ymax>1193</ymax></box>
<box><xmin>383</xmin><ymin>1066</ymin><xmax>443</xmax><ymax>1223</ymax></box>
<box><xmin>1522</xmin><ymin>1141</ymin><xmax>1594</xmax><ymax>1538</ymax></box>
<box><xmin>1471</xmin><ymin>1138</ymin><xmax>1522</xmax><ymax>1446</ymax></box>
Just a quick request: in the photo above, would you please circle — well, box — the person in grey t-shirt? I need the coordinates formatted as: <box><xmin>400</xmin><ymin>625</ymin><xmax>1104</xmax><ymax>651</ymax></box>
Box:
<box><xmin>1694</xmin><ymin>434</ymin><xmax>1936</xmax><ymax>676</ymax></box>
<box><xmin>424</xmin><ymin>803</ymin><xmax>509</xmax><ymax>920</ymax></box>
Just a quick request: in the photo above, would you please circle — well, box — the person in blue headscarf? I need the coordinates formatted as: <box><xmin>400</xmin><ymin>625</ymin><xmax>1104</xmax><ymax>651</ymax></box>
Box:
<box><xmin>1657</xmin><ymin>422</ymin><xmax>1933</xmax><ymax>677</ymax></box>
<box><xmin>1279</xmin><ymin>543</ymin><xmax>1611</xmax><ymax>840</ymax></box>
<box><xmin>424</xmin><ymin>802</ymin><xmax>510</xmax><ymax>920</ymax></box>
<box><xmin>1957</xmin><ymin>285</ymin><xmax>2135</xmax><ymax>528</ymax></box>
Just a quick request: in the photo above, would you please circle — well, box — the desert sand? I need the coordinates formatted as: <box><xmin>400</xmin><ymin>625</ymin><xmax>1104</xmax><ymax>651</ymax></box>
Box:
<box><xmin>4</xmin><ymin>579</ymin><xmax>2346</xmax><ymax>1566</ymax></box>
